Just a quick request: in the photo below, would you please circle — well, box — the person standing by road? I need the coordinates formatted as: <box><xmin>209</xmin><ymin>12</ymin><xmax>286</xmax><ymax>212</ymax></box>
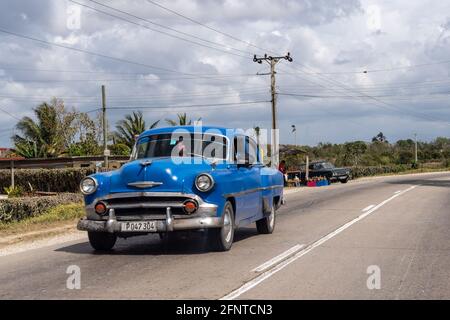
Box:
<box><xmin>278</xmin><ymin>160</ymin><xmax>288</xmax><ymax>186</ymax></box>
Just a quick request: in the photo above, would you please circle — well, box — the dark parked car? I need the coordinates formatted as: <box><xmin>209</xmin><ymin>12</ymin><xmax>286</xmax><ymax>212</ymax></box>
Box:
<box><xmin>307</xmin><ymin>161</ymin><xmax>351</xmax><ymax>183</ymax></box>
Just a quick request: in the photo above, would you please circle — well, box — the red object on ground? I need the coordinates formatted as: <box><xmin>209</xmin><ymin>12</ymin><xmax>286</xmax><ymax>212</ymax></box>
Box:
<box><xmin>307</xmin><ymin>181</ymin><xmax>316</xmax><ymax>187</ymax></box>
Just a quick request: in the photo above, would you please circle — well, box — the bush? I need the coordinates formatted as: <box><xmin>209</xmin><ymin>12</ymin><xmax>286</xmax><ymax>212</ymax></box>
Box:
<box><xmin>0</xmin><ymin>193</ymin><xmax>83</xmax><ymax>223</ymax></box>
<box><xmin>0</xmin><ymin>168</ymin><xmax>95</xmax><ymax>194</ymax></box>
<box><xmin>110</xmin><ymin>143</ymin><xmax>131</xmax><ymax>156</ymax></box>
<box><xmin>3</xmin><ymin>185</ymin><xmax>24</xmax><ymax>198</ymax></box>
<box><xmin>350</xmin><ymin>165</ymin><xmax>411</xmax><ymax>179</ymax></box>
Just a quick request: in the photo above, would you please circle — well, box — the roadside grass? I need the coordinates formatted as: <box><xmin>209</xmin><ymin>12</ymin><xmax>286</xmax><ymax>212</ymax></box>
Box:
<box><xmin>355</xmin><ymin>167</ymin><xmax>450</xmax><ymax>179</ymax></box>
<box><xmin>0</xmin><ymin>203</ymin><xmax>84</xmax><ymax>237</ymax></box>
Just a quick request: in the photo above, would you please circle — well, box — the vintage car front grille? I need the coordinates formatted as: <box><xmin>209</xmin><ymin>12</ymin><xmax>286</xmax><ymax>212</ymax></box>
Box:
<box><xmin>105</xmin><ymin>196</ymin><xmax>192</xmax><ymax>206</ymax></box>
<box><xmin>101</xmin><ymin>195</ymin><xmax>195</xmax><ymax>218</ymax></box>
<box><xmin>113</xmin><ymin>207</ymin><xmax>185</xmax><ymax>216</ymax></box>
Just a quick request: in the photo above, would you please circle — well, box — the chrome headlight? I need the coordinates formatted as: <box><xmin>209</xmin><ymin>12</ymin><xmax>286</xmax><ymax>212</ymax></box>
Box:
<box><xmin>80</xmin><ymin>177</ymin><xmax>98</xmax><ymax>195</ymax></box>
<box><xmin>195</xmin><ymin>173</ymin><xmax>214</xmax><ymax>192</ymax></box>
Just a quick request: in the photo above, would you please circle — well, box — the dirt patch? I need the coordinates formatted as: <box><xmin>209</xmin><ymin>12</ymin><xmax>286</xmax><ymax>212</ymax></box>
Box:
<box><xmin>0</xmin><ymin>219</ymin><xmax>79</xmax><ymax>249</ymax></box>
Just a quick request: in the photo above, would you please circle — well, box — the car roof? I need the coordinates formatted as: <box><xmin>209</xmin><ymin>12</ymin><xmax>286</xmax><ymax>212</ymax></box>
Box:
<box><xmin>140</xmin><ymin>126</ymin><xmax>248</xmax><ymax>138</ymax></box>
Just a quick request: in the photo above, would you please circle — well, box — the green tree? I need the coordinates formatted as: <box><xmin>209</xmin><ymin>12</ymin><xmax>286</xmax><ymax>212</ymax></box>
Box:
<box><xmin>342</xmin><ymin>141</ymin><xmax>367</xmax><ymax>166</ymax></box>
<box><xmin>372</xmin><ymin>132</ymin><xmax>388</xmax><ymax>143</ymax></box>
<box><xmin>165</xmin><ymin>113</ymin><xmax>201</xmax><ymax>126</ymax></box>
<box><xmin>115</xmin><ymin>111</ymin><xmax>159</xmax><ymax>148</ymax></box>
<box><xmin>13</xmin><ymin>101</ymin><xmax>65</xmax><ymax>158</ymax></box>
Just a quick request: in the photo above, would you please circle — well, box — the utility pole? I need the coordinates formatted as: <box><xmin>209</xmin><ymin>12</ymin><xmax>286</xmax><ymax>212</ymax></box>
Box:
<box><xmin>102</xmin><ymin>85</ymin><xmax>109</xmax><ymax>169</ymax></box>
<box><xmin>253</xmin><ymin>53</ymin><xmax>293</xmax><ymax>168</ymax></box>
<box><xmin>291</xmin><ymin>125</ymin><xmax>297</xmax><ymax>146</ymax></box>
<box><xmin>414</xmin><ymin>133</ymin><xmax>418</xmax><ymax>163</ymax></box>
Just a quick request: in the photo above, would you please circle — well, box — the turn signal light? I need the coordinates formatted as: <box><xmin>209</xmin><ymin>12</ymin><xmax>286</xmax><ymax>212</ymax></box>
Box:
<box><xmin>95</xmin><ymin>202</ymin><xmax>107</xmax><ymax>215</ymax></box>
<box><xmin>183</xmin><ymin>200</ymin><xmax>198</xmax><ymax>214</ymax></box>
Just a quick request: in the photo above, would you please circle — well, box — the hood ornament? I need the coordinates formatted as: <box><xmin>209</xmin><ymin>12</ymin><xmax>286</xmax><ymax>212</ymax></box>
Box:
<box><xmin>128</xmin><ymin>181</ymin><xmax>163</xmax><ymax>188</ymax></box>
<box><xmin>140</xmin><ymin>160</ymin><xmax>153</xmax><ymax>167</ymax></box>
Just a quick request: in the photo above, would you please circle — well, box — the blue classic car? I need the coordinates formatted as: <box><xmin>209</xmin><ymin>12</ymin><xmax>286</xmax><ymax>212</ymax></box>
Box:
<box><xmin>77</xmin><ymin>126</ymin><xmax>284</xmax><ymax>251</ymax></box>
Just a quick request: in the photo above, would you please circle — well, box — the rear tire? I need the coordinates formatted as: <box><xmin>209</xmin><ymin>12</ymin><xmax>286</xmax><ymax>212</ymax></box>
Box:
<box><xmin>256</xmin><ymin>205</ymin><xmax>276</xmax><ymax>234</ymax></box>
<box><xmin>209</xmin><ymin>201</ymin><xmax>235</xmax><ymax>251</ymax></box>
<box><xmin>88</xmin><ymin>232</ymin><xmax>117</xmax><ymax>251</ymax></box>
<box><xmin>340</xmin><ymin>177</ymin><xmax>349</xmax><ymax>183</ymax></box>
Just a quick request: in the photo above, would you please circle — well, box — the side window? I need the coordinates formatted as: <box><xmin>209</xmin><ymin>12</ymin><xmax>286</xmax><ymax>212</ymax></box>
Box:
<box><xmin>233</xmin><ymin>136</ymin><xmax>245</xmax><ymax>163</ymax></box>
<box><xmin>233</xmin><ymin>135</ymin><xmax>256</xmax><ymax>164</ymax></box>
<box><xmin>247</xmin><ymin>136</ymin><xmax>258</xmax><ymax>164</ymax></box>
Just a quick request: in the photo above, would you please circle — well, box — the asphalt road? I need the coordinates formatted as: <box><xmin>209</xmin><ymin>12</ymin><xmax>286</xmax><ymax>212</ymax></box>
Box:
<box><xmin>1</xmin><ymin>172</ymin><xmax>449</xmax><ymax>299</ymax></box>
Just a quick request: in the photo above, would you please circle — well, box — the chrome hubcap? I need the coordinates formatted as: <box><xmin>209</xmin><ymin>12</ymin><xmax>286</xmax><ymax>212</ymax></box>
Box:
<box><xmin>269</xmin><ymin>207</ymin><xmax>275</xmax><ymax>229</ymax></box>
<box><xmin>223</xmin><ymin>208</ymin><xmax>233</xmax><ymax>243</ymax></box>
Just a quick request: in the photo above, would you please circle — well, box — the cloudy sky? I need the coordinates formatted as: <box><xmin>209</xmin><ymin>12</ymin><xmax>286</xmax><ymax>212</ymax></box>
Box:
<box><xmin>0</xmin><ymin>0</ymin><xmax>449</xmax><ymax>147</ymax></box>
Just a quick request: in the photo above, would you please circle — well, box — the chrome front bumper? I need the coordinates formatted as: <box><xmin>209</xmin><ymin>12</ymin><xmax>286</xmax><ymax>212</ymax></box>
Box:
<box><xmin>77</xmin><ymin>207</ymin><xmax>223</xmax><ymax>234</ymax></box>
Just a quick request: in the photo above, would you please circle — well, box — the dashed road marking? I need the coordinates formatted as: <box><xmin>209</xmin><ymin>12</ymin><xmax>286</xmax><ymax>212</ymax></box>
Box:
<box><xmin>362</xmin><ymin>204</ymin><xmax>375</xmax><ymax>212</ymax></box>
<box><xmin>252</xmin><ymin>244</ymin><xmax>305</xmax><ymax>273</ymax></box>
<box><xmin>220</xmin><ymin>185</ymin><xmax>417</xmax><ymax>300</ymax></box>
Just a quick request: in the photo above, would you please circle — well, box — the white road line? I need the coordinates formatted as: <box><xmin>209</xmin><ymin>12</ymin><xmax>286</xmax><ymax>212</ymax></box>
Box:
<box><xmin>394</xmin><ymin>190</ymin><xmax>402</xmax><ymax>194</ymax></box>
<box><xmin>362</xmin><ymin>204</ymin><xmax>375</xmax><ymax>212</ymax></box>
<box><xmin>220</xmin><ymin>185</ymin><xmax>417</xmax><ymax>300</ymax></box>
<box><xmin>252</xmin><ymin>244</ymin><xmax>305</xmax><ymax>273</ymax></box>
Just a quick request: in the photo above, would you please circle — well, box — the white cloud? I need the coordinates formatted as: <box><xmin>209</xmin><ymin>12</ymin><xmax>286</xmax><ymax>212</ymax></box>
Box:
<box><xmin>0</xmin><ymin>0</ymin><xmax>448</xmax><ymax>147</ymax></box>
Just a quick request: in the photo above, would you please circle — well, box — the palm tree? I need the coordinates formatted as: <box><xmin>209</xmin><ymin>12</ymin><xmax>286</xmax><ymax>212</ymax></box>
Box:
<box><xmin>115</xmin><ymin>111</ymin><xmax>159</xmax><ymax>148</ymax></box>
<box><xmin>166</xmin><ymin>113</ymin><xmax>201</xmax><ymax>126</ymax></box>
<box><xmin>13</xmin><ymin>103</ymin><xmax>63</xmax><ymax>158</ymax></box>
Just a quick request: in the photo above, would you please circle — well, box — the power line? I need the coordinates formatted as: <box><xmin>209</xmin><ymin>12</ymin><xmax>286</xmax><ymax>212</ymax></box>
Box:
<box><xmin>278</xmin><ymin>91</ymin><xmax>450</xmax><ymax>100</ymax></box>
<box><xmin>0</xmin><ymin>86</ymin><xmax>266</xmax><ymax>99</ymax></box>
<box><xmin>145</xmin><ymin>0</ymin><xmax>273</xmax><ymax>53</ymax></box>
<box><xmin>277</xmin><ymin>58</ymin><xmax>450</xmax><ymax>75</ymax></box>
<box><xmin>281</xmin><ymin>62</ymin><xmax>449</xmax><ymax>125</ymax></box>
<box><xmin>0</xmin><ymin>27</ymin><xmax>252</xmax><ymax>87</ymax></box>
<box><xmin>85</xmin><ymin>100</ymin><xmax>270</xmax><ymax>113</ymax></box>
<box><xmin>0</xmin><ymin>106</ymin><xmax>21</xmax><ymax>121</ymax></box>
<box><xmin>70</xmin><ymin>0</ymin><xmax>252</xmax><ymax>58</ymax></box>
<box><xmin>361</xmin><ymin>60</ymin><xmax>450</xmax><ymax>73</ymax></box>
<box><xmin>144</xmin><ymin>0</ymin><xmax>450</xmax><ymax>78</ymax></box>
<box><xmin>0</xmin><ymin>65</ymin><xmax>260</xmax><ymax>78</ymax></box>
<box><xmin>0</xmin><ymin>28</ymin><xmax>182</xmax><ymax>74</ymax></box>
<box><xmin>0</xmin><ymin>73</ymin><xmax>262</xmax><ymax>83</ymax></box>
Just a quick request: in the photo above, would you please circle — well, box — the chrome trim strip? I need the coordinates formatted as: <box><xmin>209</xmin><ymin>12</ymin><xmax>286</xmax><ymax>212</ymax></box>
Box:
<box><xmin>105</xmin><ymin>202</ymin><xmax>184</xmax><ymax>209</ymax></box>
<box><xmin>77</xmin><ymin>215</ymin><xmax>223</xmax><ymax>233</ymax></box>
<box><xmin>85</xmin><ymin>191</ymin><xmax>217</xmax><ymax>220</ymax></box>
<box><xmin>223</xmin><ymin>185</ymin><xmax>284</xmax><ymax>198</ymax></box>
<box><xmin>127</xmin><ymin>181</ymin><xmax>163</xmax><ymax>188</ymax></box>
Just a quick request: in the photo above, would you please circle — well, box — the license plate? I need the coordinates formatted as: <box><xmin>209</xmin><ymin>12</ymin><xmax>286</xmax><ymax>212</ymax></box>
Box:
<box><xmin>121</xmin><ymin>221</ymin><xmax>157</xmax><ymax>232</ymax></box>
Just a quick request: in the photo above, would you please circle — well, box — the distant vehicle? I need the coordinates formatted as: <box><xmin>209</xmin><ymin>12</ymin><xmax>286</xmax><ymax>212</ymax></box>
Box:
<box><xmin>307</xmin><ymin>161</ymin><xmax>351</xmax><ymax>183</ymax></box>
<box><xmin>77</xmin><ymin>126</ymin><xmax>284</xmax><ymax>252</ymax></box>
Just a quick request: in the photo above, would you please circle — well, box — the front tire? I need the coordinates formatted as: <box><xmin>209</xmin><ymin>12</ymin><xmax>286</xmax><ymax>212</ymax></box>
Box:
<box><xmin>88</xmin><ymin>232</ymin><xmax>117</xmax><ymax>251</ymax></box>
<box><xmin>340</xmin><ymin>176</ymin><xmax>349</xmax><ymax>183</ymax></box>
<box><xmin>209</xmin><ymin>201</ymin><xmax>235</xmax><ymax>251</ymax></box>
<box><xmin>256</xmin><ymin>205</ymin><xmax>276</xmax><ymax>234</ymax></box>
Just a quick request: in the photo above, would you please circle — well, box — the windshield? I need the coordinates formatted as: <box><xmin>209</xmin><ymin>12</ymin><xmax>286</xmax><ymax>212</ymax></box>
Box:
<box><xmin>322</xmin><ymin>162</ymin><xmax>335</xmax><ymax>169</ymax></box>
<box><xmin>131</xmin><ymin>133</ymin><xmax>228</xmax><ymax>160</ymax></box>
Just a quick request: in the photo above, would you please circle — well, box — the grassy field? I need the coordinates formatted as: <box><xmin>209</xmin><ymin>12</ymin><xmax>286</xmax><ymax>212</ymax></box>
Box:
<box><xmin>357</xmin><ymin>167</ymin><xmax>449</xmax><ymax>178</ymax></box>
<box><xmin>0</xmin><ymin>203</ymin><xmax>84</xmax><ymax>237</ymax></box>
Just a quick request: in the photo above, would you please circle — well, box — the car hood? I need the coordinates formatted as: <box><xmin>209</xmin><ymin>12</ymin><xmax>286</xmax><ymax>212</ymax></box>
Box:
<box><xmin>333</xmin><ymin>168</ymin><xmax>349</xmax><ymax>175</ymax></box>
<box><xmin>109</xmin><ymin>157</ymin><xmax>214</xmax><ymax>193</ymax></box>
